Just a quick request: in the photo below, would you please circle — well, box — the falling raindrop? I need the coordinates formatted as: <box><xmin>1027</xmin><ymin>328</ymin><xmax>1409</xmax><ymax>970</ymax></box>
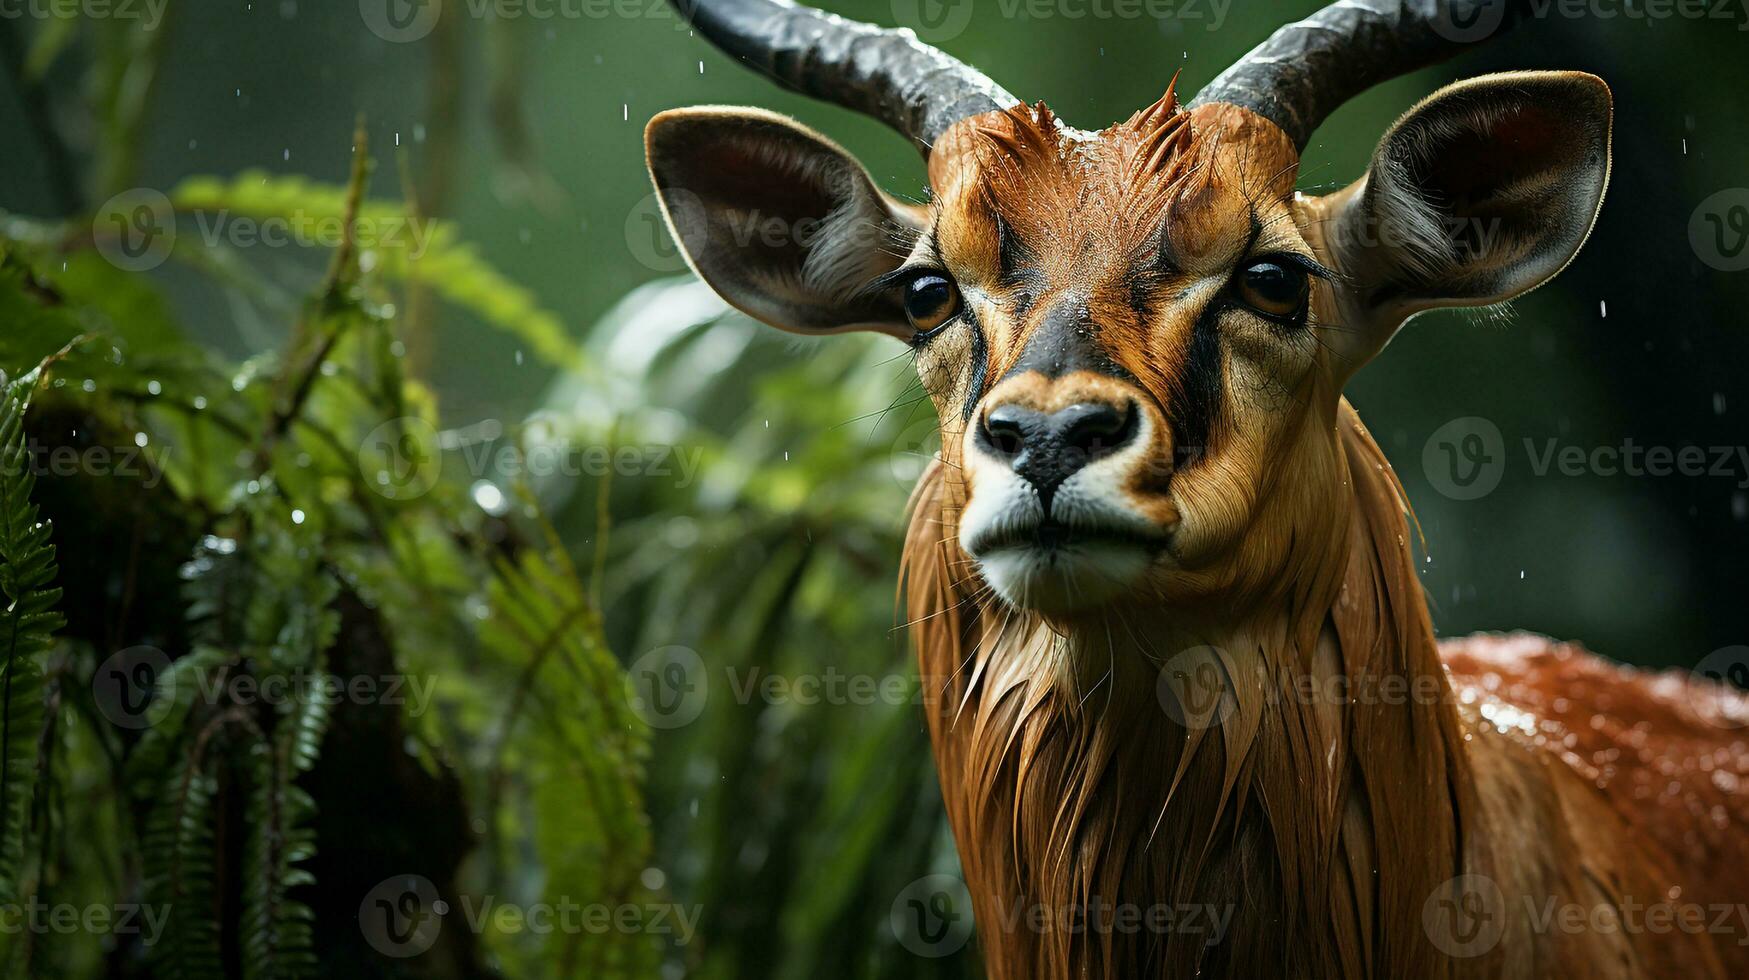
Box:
<box><xmin>471</xmin><ymin>481</ymin><xmax>509</xmax><ymax>516</ymax></box>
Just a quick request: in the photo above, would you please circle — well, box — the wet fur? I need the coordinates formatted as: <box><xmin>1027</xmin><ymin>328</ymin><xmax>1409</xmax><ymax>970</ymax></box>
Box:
<box><xmin>904</xmin><ymin>406</ymin><xmax>1749</xmax><ymax>978</ymax></box>
<box><xmin>900</xmin><ymin>98</ymin><xmax>1747</xmax><ymax>979</ymax></box>
<box><xmin>644</xmin><ymin>62</ymin><xmax>1745</xmax><ymax>980</ymax></box>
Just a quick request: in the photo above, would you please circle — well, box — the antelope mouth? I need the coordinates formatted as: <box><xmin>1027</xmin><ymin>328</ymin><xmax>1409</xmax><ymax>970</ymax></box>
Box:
<box><xmin>965</xmin><ymin>517</ymin><xmax>1171</xmax><ymax>558</ymax></box>
<box><xmin>966</xmin><ymin>516</ymin><xmax>1172</xmax><ymax>615</ymax></box>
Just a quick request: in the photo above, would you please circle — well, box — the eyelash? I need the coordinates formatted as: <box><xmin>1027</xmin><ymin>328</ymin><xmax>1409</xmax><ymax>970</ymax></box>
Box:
<box><xmin>871</xmin><ymin>267</ymin><xmax>964</xmax><ymax>346</ymax></box>
<box><xmin>1254</xmin><ymin>251</ymin><xmax>1336</xmax><ymax>282</ymax></box>
<box><xmin>1229</xmin><ymin>251</ymin><xmax>1332</xmax><ymax>326</ymax></box>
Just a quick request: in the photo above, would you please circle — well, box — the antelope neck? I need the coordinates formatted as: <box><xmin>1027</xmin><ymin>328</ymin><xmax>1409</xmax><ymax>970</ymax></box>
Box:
<box><xmin>906</xmin><ymin>410</ymin><xmax>1486</xmax><ymax>977</ymax></box>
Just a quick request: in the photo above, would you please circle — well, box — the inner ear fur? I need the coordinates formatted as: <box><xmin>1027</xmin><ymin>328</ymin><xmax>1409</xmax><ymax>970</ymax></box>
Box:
<box><xmin>1325</xmin><ymin>71</ymin><xmax>1612</xmax><ymax>333</ymax></box>
<box><xmin>644</xmin><ymin>106</ymin><xmax>926</xmax><ymax>337</ymax></box>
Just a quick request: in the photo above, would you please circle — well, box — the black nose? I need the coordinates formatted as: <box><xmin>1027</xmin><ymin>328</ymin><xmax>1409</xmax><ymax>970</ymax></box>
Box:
<box><xmin>979</xmin><ymin>401</ymin><xmax>1137</xmax><ymax>509</ymax></box>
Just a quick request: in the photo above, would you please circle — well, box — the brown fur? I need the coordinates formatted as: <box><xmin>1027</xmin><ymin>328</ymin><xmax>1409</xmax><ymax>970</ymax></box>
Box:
<box><xmin>643</xmin><ymin>60</ymin><xmax>1743</xmax><ymax>978</ymax></box>
<box><xmin>897</xmin><ymin>96</ymin><xmax>1749</xmax><ymax>978</ymax></box>
<box><xmin>905</xmin><ymin>408</ymin><xmax>1749</xmax><ymax>978</ymax></box>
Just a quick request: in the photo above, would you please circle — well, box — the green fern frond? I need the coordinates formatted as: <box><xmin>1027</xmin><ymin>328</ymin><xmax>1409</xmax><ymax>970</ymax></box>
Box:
<box><xmin>141</xmin><ymin>764</ymin><xmax>223</xmax><ymax>980</ymax></box>
<box><xmin>478</xmin><ymin>534</ymin><xmax>657</xmax><ymax>976</ymax></box>
<box><xmin>168</xmin><ymin>173</ymin><xmax>586</xmax><ymax>371</ymax></box>
<box><xmin>241</xmin><ymin>694</ymin><xmax>326</xmax><ymax>980</ymax></box>
<box><xmin>0</xmin><ymin>390</ymin><xmax>62</xmax><ymax>903</ymax></box>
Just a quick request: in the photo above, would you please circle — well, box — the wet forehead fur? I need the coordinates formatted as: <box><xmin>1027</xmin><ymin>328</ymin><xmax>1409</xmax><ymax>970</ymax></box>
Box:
<box><xmin>921</xmin><ymin>91</ymin><xmax>1304</xmax><ymax>414</ymax></box>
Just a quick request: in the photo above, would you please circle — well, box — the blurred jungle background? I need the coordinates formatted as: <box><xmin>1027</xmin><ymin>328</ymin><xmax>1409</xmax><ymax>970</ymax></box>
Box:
<box><xmin>0</xmin><ymin>1</ymin><xmax>1744</xmax><ymax>977</ymax></box>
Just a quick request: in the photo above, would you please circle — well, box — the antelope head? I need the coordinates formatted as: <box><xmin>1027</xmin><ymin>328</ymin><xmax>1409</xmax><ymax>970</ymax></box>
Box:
<box><xmin>645</xmin><ymin>0</ymin><xmax>1611</xmax><ymax>622</ymax></box>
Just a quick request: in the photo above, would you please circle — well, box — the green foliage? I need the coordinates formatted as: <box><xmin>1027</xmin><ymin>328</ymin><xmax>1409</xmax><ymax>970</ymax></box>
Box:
<box><xmin>474</xmin><ymin>533</ymin><xmax>655</xmax><ymax>976</ymax></box>
<box><xmin>542</xmin><ymin>279</ymin><xmax>975</xmax><ymax>979</ymax></box>
<box><xmin>0</xmin><ymin>384</ymin><xmax>63</xmax><ymax>904</ymax></box>
<box><xmin>0</xmin><ymin>12</ymin><xmax>970</xmax><ymax>978</ymax></box>
<box><xmin>169</xmin><ymin>173</ymin><xmax>587</xmax><ymax>372</ymax></box>
<box><xmin>0</xmin><ymin>130</ymin><xmax>656</xmax><ymax>976</ymax></box>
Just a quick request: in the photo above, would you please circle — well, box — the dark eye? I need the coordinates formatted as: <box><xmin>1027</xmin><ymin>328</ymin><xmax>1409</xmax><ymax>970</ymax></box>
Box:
<box><xmin>903</xmin><ymin>273</ymin><xmax>962</xmax><ymax>335</ymax></box>
<box><xmin>1234</xmin><ymin>260</ymin><xmax>1309</xmax><ymax>319</ymax></box>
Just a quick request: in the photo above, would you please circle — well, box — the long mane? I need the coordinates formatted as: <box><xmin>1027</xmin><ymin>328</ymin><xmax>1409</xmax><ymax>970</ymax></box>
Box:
<box><xmin>901</xmin><ymin>402</ymin><xmax>1476</xmax><ymax>978</ymax></box>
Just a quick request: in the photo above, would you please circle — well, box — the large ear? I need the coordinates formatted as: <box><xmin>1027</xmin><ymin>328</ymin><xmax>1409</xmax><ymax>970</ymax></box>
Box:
<box><xmin>644</xmin><ymin>106</ymin><xmax>926</xmax><ymax>338</ymax></box>
<box><xmin>1318</xmin><ymin>71</ymin><xmax>1611</xmax><ymax>363</ymax></box>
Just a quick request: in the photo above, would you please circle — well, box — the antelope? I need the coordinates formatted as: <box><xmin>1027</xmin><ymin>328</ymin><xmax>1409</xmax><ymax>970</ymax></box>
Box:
<box><xmin>643</xmin><ymin>0</ymin><xmax>1749</xmax><ymax>975</ymax></box>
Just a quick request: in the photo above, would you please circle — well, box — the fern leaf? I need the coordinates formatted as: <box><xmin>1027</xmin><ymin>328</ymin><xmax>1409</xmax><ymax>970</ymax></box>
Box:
<box><xmin>478</xmin><ymin>540</ymin><xmax>657</xmax><ymax>976</ymax></box>
<box><xmin>0</xmin><ymin>390</ymin><xmax>62</xmax><ymax>903</ymax></box>
<box><xmin>241</xmin><ymin>693</ymin><xmax>327</xmax><ymax>980</ymax></box>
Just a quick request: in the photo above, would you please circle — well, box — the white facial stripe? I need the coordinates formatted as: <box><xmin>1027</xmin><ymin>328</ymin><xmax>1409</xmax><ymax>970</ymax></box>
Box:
<box><xmin>957</xmin><ymin>464</ymin><xmax>1043</xmax><ymax>557</ymax></box>
<box><xmin>957</xmin><ymin>410</ymin><xmax>1167</xmax><ymax>614</ymax></box>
